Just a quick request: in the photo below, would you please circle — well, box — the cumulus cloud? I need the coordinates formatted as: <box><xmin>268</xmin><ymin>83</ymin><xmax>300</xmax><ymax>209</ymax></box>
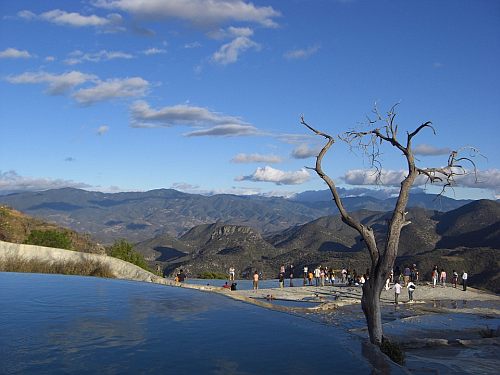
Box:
<box><xmin>17</xmin><ymin>9</ymin><xmax>124</xmax><ymax>32</ymax></box>
<box><xmin>413</xmin><ymin>144</ymin><xmax>451</xmax><ymax>156</ymax></box>
<box><xmin>231</xmin><ymin>153</ymin><xmax>282</xmax><ymax>164</ymax></box>
<box><xmin>342</xmin><ymin>169</ymin><xmax>417</xmax><ymax>186</ymax></box>
<box><xmin>93</xmin><ymin>0</ymin><xmax>281</xmax><ymax>28</ymax></box>
<box><xmin>6</xmin><ymin>71</ymin><xmax>97</xmax><ymax>95</ymax></box>
<box><xmin>291</xmin><ymin>143</ymin><xmax>322</xmax><ymax>159</ymax></box>
<box><xmin>341</xmin><ymin>168</ymin><xmax>500</xmax><ymax>196</ymax></box>
<box><xmin>454</xmin><ymin>168</ymin><xmax>500</xmax><ymax>194</ymax></box>
<box><xmin>212</xmin><ymin>34</ymin><xmax>260</xmax><ymax>65</ymax></box>
<box><xmin>64</xmin><ymin>49</ymin><xmax>133</xmax><ymax>65</ymax></box>
<box><xmin>0</xmin><ymin>48</ymin><xmax>32</xmax><ymax>59</ymax></box>
<box><xmin>236</xmin><ymin>166</ymin><xmax>310</xmax><ymax>185</ymax></box>
<box><xmin>185</xmin><ymin>124</ymin><xmax>259</xmax><ymax>137</ymax></box>
<box><xmin>284</xmin><ymin>45</ymin><xmax>320</xmax><ymax>60</ymax></box>
<box><xmin>130</xmin><ymin>100</ymin><xmax>247</xmax><ymax>128</ymax></box>
<box><xmin>0</xmin><ymin>170</ymin><xmax>91</xmax><ymax>193</ymax></box>
<box><xmin>97</xmin><ymin>125</ymin><xmax>110</xmax><ymax>135</ymax></box>
<box><xmin>73</xmin><ymin>77</ymin><xmax>149</xmax><ymax>105</ymax></box>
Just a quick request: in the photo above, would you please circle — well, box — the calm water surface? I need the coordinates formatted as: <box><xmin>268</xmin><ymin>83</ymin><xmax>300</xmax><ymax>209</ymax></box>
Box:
<box><xmin>0</xmin><ymin>272</ymin><xmax>373</xmax><ymax>374</ymax></box>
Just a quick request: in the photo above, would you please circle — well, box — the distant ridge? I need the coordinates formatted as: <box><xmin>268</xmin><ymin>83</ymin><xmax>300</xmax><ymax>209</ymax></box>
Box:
<box><xmin>0</xmin><ymin>188</ymin><xmax>474</xmax><ymax>244</ymax></box>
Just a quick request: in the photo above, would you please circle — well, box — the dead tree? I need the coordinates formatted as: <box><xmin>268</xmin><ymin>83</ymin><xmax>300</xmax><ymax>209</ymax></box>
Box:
<box><xmin>301</xmin><ymin>104</ymin><xmax>478</xmax><ymax>345</ymax></box>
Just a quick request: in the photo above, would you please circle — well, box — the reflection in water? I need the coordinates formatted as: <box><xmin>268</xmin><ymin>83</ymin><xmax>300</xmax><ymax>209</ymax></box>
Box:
<box><xmin>0</xmin><ymin>272</ymin><xmax>379</xmax><ymax>374</ymax></box>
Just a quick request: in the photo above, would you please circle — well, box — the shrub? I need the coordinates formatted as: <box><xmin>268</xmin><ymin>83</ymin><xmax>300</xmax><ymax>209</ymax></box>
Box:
<box><xmin>380</xmin><ymin>337</ymin><xmax>405</xmax><ymax>365</ymax></box>
<box><xmin>107</xmin><ymin>239</ymin><xmax>150</xmax><ymax>271</ymax></box>
<box><xmin>24</xmin><ymin>229</ymin><xmax>72</xmax><ymax>250</ymax></box>
<box><xmin>199</xmin><ymin>271</ymin><xmax>228</xmax><ymax>279</ymax></box>
<box><xmin>0</xmin><ymin>256</ymin><xmax>114</xmax><ymax>278</ymax></box>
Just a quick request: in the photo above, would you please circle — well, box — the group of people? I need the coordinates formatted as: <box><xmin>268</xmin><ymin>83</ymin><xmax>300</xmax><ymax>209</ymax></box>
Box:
<box><xmin>390</xmin><ymin>264</ymin><xmax>469</xmax><ymax>305</ymax></box>
<box><xmin>302</xmin><ymin>265</ymin><xmax>338</xmax><ymax>286</ymax></box>
<box><xmin>430</xmin><ymin>265</ymin><xmax>468</xmax><ymax>290</ymax></box>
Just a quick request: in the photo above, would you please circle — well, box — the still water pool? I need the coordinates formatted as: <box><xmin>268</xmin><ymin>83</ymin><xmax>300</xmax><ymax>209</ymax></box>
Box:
<box><xmin>0</xmin><ymin>272</ymin><xmax>373</xmax><ymax>374</ymax></box>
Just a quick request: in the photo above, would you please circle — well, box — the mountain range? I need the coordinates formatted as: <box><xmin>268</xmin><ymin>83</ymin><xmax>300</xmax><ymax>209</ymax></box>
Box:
<box><xmin>0</xmin><ymin>188</ymin><xmax>473</xmax><ymax>244</ymax></box>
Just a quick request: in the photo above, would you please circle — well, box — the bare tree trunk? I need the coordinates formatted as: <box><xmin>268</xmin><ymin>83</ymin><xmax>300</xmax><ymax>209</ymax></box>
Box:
<box><xmin>362</xmin><ymin>276</ymin><xmax>384</xmax><ymax>344</ymax></box>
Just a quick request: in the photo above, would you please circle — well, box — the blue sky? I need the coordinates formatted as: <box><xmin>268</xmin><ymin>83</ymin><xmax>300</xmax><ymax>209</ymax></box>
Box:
<box><xmin>1</xmin><ymin>0</ymin><xmax>499</xmax><ymax>199</ymax></box>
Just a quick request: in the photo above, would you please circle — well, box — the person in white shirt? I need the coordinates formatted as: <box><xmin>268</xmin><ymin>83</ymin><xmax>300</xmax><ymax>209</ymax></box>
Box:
<box><xmin>394</xmin><ymin>281</ymin><xmax>402</xmax><ymax>304</ymax></box>
<box><xmin>462</xmin><ymin>271</ymin><xmax>468</xmax><ymax>291</ymax></box>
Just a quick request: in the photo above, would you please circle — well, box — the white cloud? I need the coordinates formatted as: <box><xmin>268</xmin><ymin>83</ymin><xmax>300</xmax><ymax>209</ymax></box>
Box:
<box><xmin>18</xmin><ymin>8</ymin><xmax>123</xmax><ymax>31</ymax></box>
<box><xmin>73</xmin><ymin>77</ymin><xmax>149</xmax><ymax>105</ymax></box>
<box><xmin>0</xmin><ymin>170</ymin><xmax>91</xmax><ymax>193</ymax></box>
<box><xmin>231</xmin><ymin>153</ymin><xmax>282</xmax><ymax>164</ymax></box>
<box><xmin>342</xmin><ymin>169</ymin><xmax>415</xmax><ymax>186</ymax></box>
<box><xmin>45</xmin><ymin>56</ymin><xmax>56</xmax><ymax>62</ymax></box>
<box><xmin>185</xmin><ymin>124</ymin><xmax>259</xmax><ymax>137</ymax></box>
<box><xmin>130</xmin><ymin>100</ymin><xmax>247</xmax><ymax>128</ymax></box>
<box><xmin>0</xmin><ymin>48</ymin><xmax>32</xmax><ymax>59</ymax></box>
<box><xmin>291</xmin><ymin>143</ymin><xmax>322</xmax><ymax>159</ymax></box>
<box><xmin>236</xmin><ymin>166</ymin><xmax>310</xmax><ymax>185</ymax></box>
<box><xmin>93</xmin><ymin>0</ymin><xmax>281</xmax><ymax>28</ymax></box>
<box><xmin>6</xmin><ymin>71</ymin><xmax>97</xmax><ymax>94</ymax></box>
<box><xmin>97</xmin><ymin>125</ymin><xmax>110</xmax><ymax>135</ymax></box>
<box><xmin>64</xmin><ymin>49</ymin><xmax>133</xmax><ymax>65</ymax></box>
<box><xmin>454</xmin><ymin>168</ymin><xmax>500</xmax><ymax>193</ymax></box>
<box><xmin>17</xmin><ymin>10</ymin><xmax>36</xmax><ymax>20</ymax></box>
<box><xmin>142</xmin><ymin>48</ymin><xmax>167</xmax><ymax>55</ymax></box>
<box><xmin>413</xmin><ymin>144</ymin><xmax>451</xmax><ymax>156</ymax></box>
<box><xmin>212</xmin><ymin>35</ymin><xmax>260</xmax><ymax>65</ymax></box>
<box><xmin>341</xmin><ymin>168</ymin><xmax>500</xmax><ymax>196</ymax></box>
<box><xmin>39</xmin><ymin>9</ymin><xmax>116</xmax><ymax>27</ymax></box>
<box><xmin>284</xmin><ymin>45</ymin><xmax>320</xmax><ymax>60</ymax></box>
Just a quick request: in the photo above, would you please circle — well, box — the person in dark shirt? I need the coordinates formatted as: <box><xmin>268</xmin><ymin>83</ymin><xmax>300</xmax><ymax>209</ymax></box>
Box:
<box><xmin>177</xmin><ymin>269</ymin><xmax>186</xmax><ymax>282</ymax></box>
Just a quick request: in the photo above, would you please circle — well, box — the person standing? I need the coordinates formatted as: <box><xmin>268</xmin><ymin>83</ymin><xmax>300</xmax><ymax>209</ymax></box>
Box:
<box><xmin>303</xmin><ymin>265</ymin><xmax>308</xmax><ymax>286</ymax></box>
<box><xmin>407</xmin><ymin>281</ymin><xmax>416</xmax><ymax>302</ymax></box>
<box><xmin>278</xmin><ymin>272</ymin><xmax>284</xmax><ymax>288</ymax></box>
<box><xmin>308</xmin><ymin>270</ymin><xmax>313</xmax><ymax>286</ymax></box>
<box><xmin>177</xmin><ymin>269</ymin><xmax>186</xmax><ymax>282</ymax></box>
<box><xmin>440</xmin><ymin>269</ymin><xmax>447</xmax><ymax>287</ymax></box>
<box><xmin>452</xmin><ymin>270</ymin><xmax>459</xmax><ymax>288</ymax></box>
<box><xmin>289</xmin><ymin>264</ymin><xmax>294</xmax><ymax>287</ymax></box>
<box><xmin>462</xmin><ymin>271</ymin><xmax>468</xmax><ymax>291</ymax></box>
<box><xmin>229</xmin><ymin>266</ymin><xmax>235</xmax><ymax>281</ymax></box>
<box><xmin>314</xmin><ymin>267</ymin><xmax>321</xmax><ymax>286</ymax></box>
<box><xmin>394</xmin><ymin>280</ymin><xmax>402</xmax><ymax>305</ymax></box>
<box><xmin>403</xmin><ymin>265</ymin><xmax>411</xmax><ymax>286</ymax></box>
<box><xmin>431</xmin><ymin>267</ymin><xmax>438</xmax><ymax>288</ymax></box>
<box><xmin>253</xmin><ymin>271</ymin><xmax>259</xmax><ymax>291</ymax></box>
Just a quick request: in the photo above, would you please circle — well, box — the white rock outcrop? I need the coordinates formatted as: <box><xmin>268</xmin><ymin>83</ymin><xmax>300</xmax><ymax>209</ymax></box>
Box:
<box><xmin>0</xmin><ymin>240</ymin><xmax>173</xmax><ymax>285</ymax></box>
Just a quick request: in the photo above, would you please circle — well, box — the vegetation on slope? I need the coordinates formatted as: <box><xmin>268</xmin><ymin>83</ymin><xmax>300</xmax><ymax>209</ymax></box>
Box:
<box><xmin>0</xmin><ymin>205</ymin><xmax>104</xmax><ymax>254</ymax></box>
<box><xmin>0</xmin><ymin>256</ymin><xmax>113</xmax><ymax>278</ymax></box>
<box><xmin>106</xmin><ymin>239</ymin><xmax>151</xmax><ymax>272</ymax></box>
